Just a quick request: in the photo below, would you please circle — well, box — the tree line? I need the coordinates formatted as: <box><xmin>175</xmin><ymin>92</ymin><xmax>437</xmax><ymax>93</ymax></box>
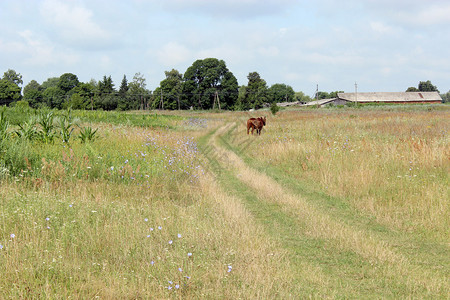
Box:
<box><xmin>0</xmin><ymin>58</ymin><xmax>308</xmax><ymax>111</ymax></box>
<box><xmin>0</xmin><ymin>58</ymin><xmax>447</xmax><ymax>110</ymax></box>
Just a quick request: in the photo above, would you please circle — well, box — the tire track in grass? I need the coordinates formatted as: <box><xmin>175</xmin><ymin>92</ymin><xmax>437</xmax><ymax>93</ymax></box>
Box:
<box><xmin>200</xmin><ymin>122</ymin><xmax>449</xmax><ymax>298</ymax></box>
<box><xmin>222</xmin><ymin>121</ymin><xmax>450</xmax><ymax>279</ymax></box>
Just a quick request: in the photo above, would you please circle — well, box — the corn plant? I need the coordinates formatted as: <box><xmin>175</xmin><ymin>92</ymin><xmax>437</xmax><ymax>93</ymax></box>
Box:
<box><xmin>58</xmin><ymin>110</ymin><xmax>74</xmax><ymax>144</ymax></box>
<box><xmin>37</xmin><ymin>111</ymin><xmax>55</xmax><ymax>143</ymax></box>
<box><xmin>15</xmin><ymin>117</ymin><xmax>37</xmax><ymax>141</ymax></box>
<box><xmin>0</xmin><ymin>108</ymin><xmax>9</xmax><ymax>141</ymax></box>
<box><xmin>78</xmin><ymin>126</ymin><xmax>98</xmax><ymax>143</ymax></box>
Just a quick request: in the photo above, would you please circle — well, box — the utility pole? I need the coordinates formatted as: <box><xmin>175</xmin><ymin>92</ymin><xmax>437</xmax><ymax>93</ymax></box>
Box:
<box><xmin>213</xmin><ymin>91</ymin><xmax>221</xmax><ymax>110</ymax></box>
<box><xmin>316</xmin><ymin>84</ymin><xmax>319</xmax><ymax>101</ymax></box>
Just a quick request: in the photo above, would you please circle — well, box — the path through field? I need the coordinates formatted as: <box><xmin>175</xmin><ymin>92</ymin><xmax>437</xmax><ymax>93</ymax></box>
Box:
<box><xmin>199</xmin><ymin>120</ymin><xmax>449</xmax><ymax>298</ymax></box>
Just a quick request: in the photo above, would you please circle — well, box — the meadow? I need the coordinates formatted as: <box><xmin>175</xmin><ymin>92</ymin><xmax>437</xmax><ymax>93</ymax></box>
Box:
<box><xmin>0</xmin><ymin>104</ymin><xmax>448</xmax><ymax>298</ymax></box>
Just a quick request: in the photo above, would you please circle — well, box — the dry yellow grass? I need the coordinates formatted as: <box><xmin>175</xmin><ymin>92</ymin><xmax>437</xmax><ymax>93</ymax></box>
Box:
<box><xmin>208</xmin><ymin>120</ymin><xmax>448</xmax><ymax>296</ymax></box>
<box><xmin>233</xmin><ymin>109</ymin><xmax>449</xmax><ymax>241</ymax></box>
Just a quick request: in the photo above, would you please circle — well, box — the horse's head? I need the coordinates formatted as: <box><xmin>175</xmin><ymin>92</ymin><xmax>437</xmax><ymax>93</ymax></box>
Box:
<box><xmin>259</xmin><ymin>116</ymin><xmax>266</xmax><ymax>126</ymax></box>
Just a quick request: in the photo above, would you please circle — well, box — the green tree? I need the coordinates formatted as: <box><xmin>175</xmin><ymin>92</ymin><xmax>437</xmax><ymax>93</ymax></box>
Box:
<box><xmin>117</xmin><ymin>75</ymin><xmax>131</xmax><ymax>110</ymax></box>
<box><xmin>98</xmin><ymin>75</ymin><xmax>115</xmax><ymax>94</ymax></box>
<box><xmin>153</xmin><ymin>69</ymin><xmax>183</xmax><ymax>110</ymax></box>
<box><xmin>42</xmin><ymin>86</ymin><xmax>65</xmax><ymax>109</ymax></box>
<box><xmin>23</xmin><ymin>80</ymin><xmax>43</xmax><ymax>108</ymax></box>
<box><xmin>418</xmin><ymin>80</ymin><xmax>439</xmax><ymax>93</ymax></box>
<box><xmin>441</xmin><ymin>91</ymin><xmax>449</xmax><ymax>103</ymax></box>
<box><xmin>96</xmin><ymin>76</ymin><xmax>117</xmax><ymax>110</ymax></box>
<box><xmin>68</xmin><ymin>82</ymin><xmax>94</xmax><ymax>109</ymax></box>
<box><xmin>295</xmin><ymin>91</ymin><xmax>312</xmax><ymax>103</ymax></box>
<box><xmin>58</xmin><ymin>73</ymin><xmax>79</xmax><ymax>93</ymax></box>
<box><xmin>182</xmin><ymin>58</ymin><xmax>238</xmax><ymax>110</ymax></box>
<box><xmin>41</xmin><ymin>77</ymin><xmax>60</xmax><ymax>90</ymax></box>
<box><xmin>315</xmin><ymin>91</ymin><xmax>330</xmax><ymax>100</ymax></box>
<box><xmin>406</xmin><ymin>87</ymin><xmax>419</xmax><ymax>92</ymax></box>
<box><xmin>0</xmin><ymin>79</ymin><xmax>21</xmax><ymax>105</ymax></box>
<box><xmin>241</xmin><ymin>72</ymin><xmax>269</xmax><ymax>110</ymax></box>
<box><xmin>268</xmin><ymin>83</ymin><xmax>295</xmax><ymax>103</ymax></box>
<box><xmin>128</xmin><ymin>73</ymin><xmax>150</xmax><ymax>110</ymax></box>
<box><xmin>234</xmin><ymin>85</ymin><xmax>247</xmax><ymax>110</ymax></box>
<box><xmin>329</xmin><ymin>91</ymin><xmax>344</xmax><ymax>98</ymax></box>
<box><xmin>3</xmin><ymin>69</ymin><xmax>23</xmax><ymax>86</ymax></box>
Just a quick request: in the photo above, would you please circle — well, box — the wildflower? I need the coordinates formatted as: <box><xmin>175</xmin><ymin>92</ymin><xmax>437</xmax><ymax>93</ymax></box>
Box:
<box><xmin>147</xmin><ymin>235</ymin><xmax>151</xmax><ymax>238</ymax></box>
<box><xmin>175</xmin><ymin>284</ymin><xmax>180</xmax><ymax>289</ymax></box>
<box><xmin>167</xmin><ymin>286</ymin><xmax>172</xmax><ymax>290</ymax></box>
<box><xmin>169</xmin><ymin>240</ymin><xmax>173</xmax><ymax>245</ymax></box>
<box><xmin>0</xmin><ymin>244</ymin><xmax>3</xmax><ymax>249</ymax></box>
<box><xmin>144</xmin><ymin>218</ymin><xmax>148</xmax><ymax>222</ymax></box>
<box><xmin>69</xmin><ymin>204</ymin><xmax>73</xmax><ymax>207</ymax></box>
<box><xmin>227</xmin><ymin>265</ymin><xmax>232</xmax><ymax>273</ymax></box>
<box><xmin>168</xmin><ymin>280</ymin><xmax>173</xmax><ymax>284</ymax></box>
<box><xmin>187</xmin><ymin>252</ymin><xmax>193</xmax><ymax>257</ymax></box>
<box><xmin>178</xmin><ymin>267</ymin><xmax>182</xmax><ymax>272</ymax></box>
<box><xmin>124</xmin><ymin>159</ymin><xmax>129</xmax><ymax>164</ymax></box>
<box><xmin>110</xmin><ymin>166</ymin><xmax>114</xmax><ymax>171</ymax></box>
<box><xmin>45</xmin><ymin>217</ymin><xmax>50</xmax><ymax>221</ymax></box>
<box><xmin>151</xmin><ymin>261</ymin><xmax>155</xmax><ymax>266</ymax></box>
<box><xmin>10</xmin><ymin>234</ymin><xmax>15</xmax><ymax>239</ymax></box>
<box><xmin>177</xmin><ymin>233</ymin><xmax>182</xmax><ymax>238</ymax></box>
<box><xmin>47</xmin><ymin>226</ymin><xmax>50</xmax><ymax>229</ymax></box>
<box><xmin>158</xmin><ymin>226</ymin><xmax>162</xmax><ymax>230</ymax></box>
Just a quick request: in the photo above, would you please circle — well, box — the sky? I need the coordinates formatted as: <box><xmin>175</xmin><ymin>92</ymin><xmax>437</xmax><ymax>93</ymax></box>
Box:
<box><xmin>1</xmin><ymin>0</ymin><xmax>449</xmax><ymax>96</ymax></box>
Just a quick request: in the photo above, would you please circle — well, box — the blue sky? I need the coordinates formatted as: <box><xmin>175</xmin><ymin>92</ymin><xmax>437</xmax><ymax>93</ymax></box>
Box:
<box><xmin>1</xmin><ymin>0</ymin><xmax>449</xmax><ymax>96</ymax></box>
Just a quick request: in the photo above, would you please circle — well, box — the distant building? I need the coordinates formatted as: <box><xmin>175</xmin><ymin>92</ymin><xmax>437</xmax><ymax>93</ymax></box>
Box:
<box><xmin>303</xmin><ymin>98</ymin><xmax>351</xmax><ymax>107</ymax></box>
<box><xmin>337</xmin><ymin>92</ymin><xmax>442</xmax><ymax>104</ymax></box>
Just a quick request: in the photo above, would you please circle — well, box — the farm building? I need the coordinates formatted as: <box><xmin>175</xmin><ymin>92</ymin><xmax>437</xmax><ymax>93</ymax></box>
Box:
<box><xmin>337</xmin><ymin>92</ymin><xmax>442</xmax><ymax>104</ymax></box>
<box><xmin>298</xmin><ymin>91</ymin><xmax>443</xmax><ymax>107</ymax></box>
<box><xmin>303</xmin><ymin>98</ymin><xmax>351</xmax><ymax>107</ymax></box>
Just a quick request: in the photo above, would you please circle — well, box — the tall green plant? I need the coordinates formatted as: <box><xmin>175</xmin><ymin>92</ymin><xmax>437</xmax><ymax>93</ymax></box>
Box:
<box><xmin>0</xmin><ymin>108</ymin><xmax>9</xmax><ymax>141</ymax></box>
<box><xmin>78</xmin><ymin>126</ymin><xmax>98</xmax><ymax>143</ymax></box>
<box><xmin>38</xmin><ymin>111</ymin><xmax>55</xmax><ymax>143</ymax></box>
<box><xmin>58</xmin><ymin>110</ymin><xmax>74</xmax><ymax>143</ymax></box>
<box><xmin>15</xmin><ymin>117</ymin><xmax>37</xmax><ymax>141</ymax></box>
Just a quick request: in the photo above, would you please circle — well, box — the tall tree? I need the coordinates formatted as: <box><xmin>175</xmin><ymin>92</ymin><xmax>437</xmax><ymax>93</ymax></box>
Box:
<box><xmin>98</xmin><ymin>75</ymin><xmax>115</xmax><ymax>94</ymax></box>
<box><xmin>153</xmin><ymin>69</ymin><xmax>183</xmax><ymax>110</ymax></box>
<box><xmin>268</xmin><ymin>83</ymin><xmax>295</xmax><ymax>103</ymax></box>
<box><xmin>23</xmin><ymin>80</ymin><xmax>43</xmax><ymax>108</ymax></box>
<box><xmin>2</xmin><ymin>69</ymin><xmax>23</xmax><ymax>86</ymax></box>
<box><xmin>418</xmin><ymin>80</ymin><xmax>439</xmax><ymax>93</ymax></box>
<box><xmin>128</xmin><ymin>73</ymin><xmax>150</xmax><ymax>110</ymax></box>
<box><xmin>119</xmin><ymin>75</ymin><xmax>129</xmax><ymax>95</ymax></box>
<box><xmin>58</xmin><ymin>73</ymin><xmax>79</xmax><ymax>93</ymax></box>
<box><xmin>182</xmin><ymin>58</ymin><xmax>238</xmax><ymax>110</ymax></box>
<box><xmin>241</xmin><ymin>72</ymin><xmax>269</xmax><ymax>110</ymax></box>
<box><xmin>117</xmin><ymin>75</ymin><xmax>131</xmax><ymax>110</ymax></box>
<box><xmin>0</xmin><ymin>79</ymin><xmax>21</xmax><ymax>105</ymax></box>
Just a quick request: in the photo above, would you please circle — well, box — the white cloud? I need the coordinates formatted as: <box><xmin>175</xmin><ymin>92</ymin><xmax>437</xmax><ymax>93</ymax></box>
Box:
<box><xmin>17</xmin><ymin>30</ymin><xmax>79</xmax><ymax>66</ymax></box>
<box><xmin>370</xmin><ymin>22</ymin><xmax>393</xmax><ymax>34</ymax></box>
<box><xmin>400</xmin><ymin>4</ymin><xmax>450</xmax><ymax>26</ymax></box>
<box><xmin>161</xmin><ymin>0</ymin><xmax>296</xmax><ymax>18</ymax></box>
<box><xmin>156</xmin><ymin>42</ymin><xmax>192</xmax><ymax>66</ymax></box>
<box><xmin>39</xmin><ymin>0</ymin><xmax>112</xmax><ymax>48</ymax></box>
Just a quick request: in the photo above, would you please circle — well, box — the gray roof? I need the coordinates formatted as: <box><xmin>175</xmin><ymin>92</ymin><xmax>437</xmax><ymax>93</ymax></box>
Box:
<box><xmin>304</xmin><ymin>98</ymin><xmax>351</xmax><ymax>106</ymax></box>
<box><xmin>338</xmin><ymin>92</ymin><xmax>442</xmax><ymax>102</ymax></box>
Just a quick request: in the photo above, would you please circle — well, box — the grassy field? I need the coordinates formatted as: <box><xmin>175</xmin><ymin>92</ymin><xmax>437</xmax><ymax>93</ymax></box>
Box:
<box><xmin>0</xmin><ymin>105</ymin><xmax>448</xmax><ymax>298</ymax></box>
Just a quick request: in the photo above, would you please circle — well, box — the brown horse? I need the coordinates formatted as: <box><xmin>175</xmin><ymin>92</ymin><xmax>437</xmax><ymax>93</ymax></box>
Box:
<box><xmin>247</xmin><ymin>116</ymin><xmax>266</xmax><ymax>135</ymax></box>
